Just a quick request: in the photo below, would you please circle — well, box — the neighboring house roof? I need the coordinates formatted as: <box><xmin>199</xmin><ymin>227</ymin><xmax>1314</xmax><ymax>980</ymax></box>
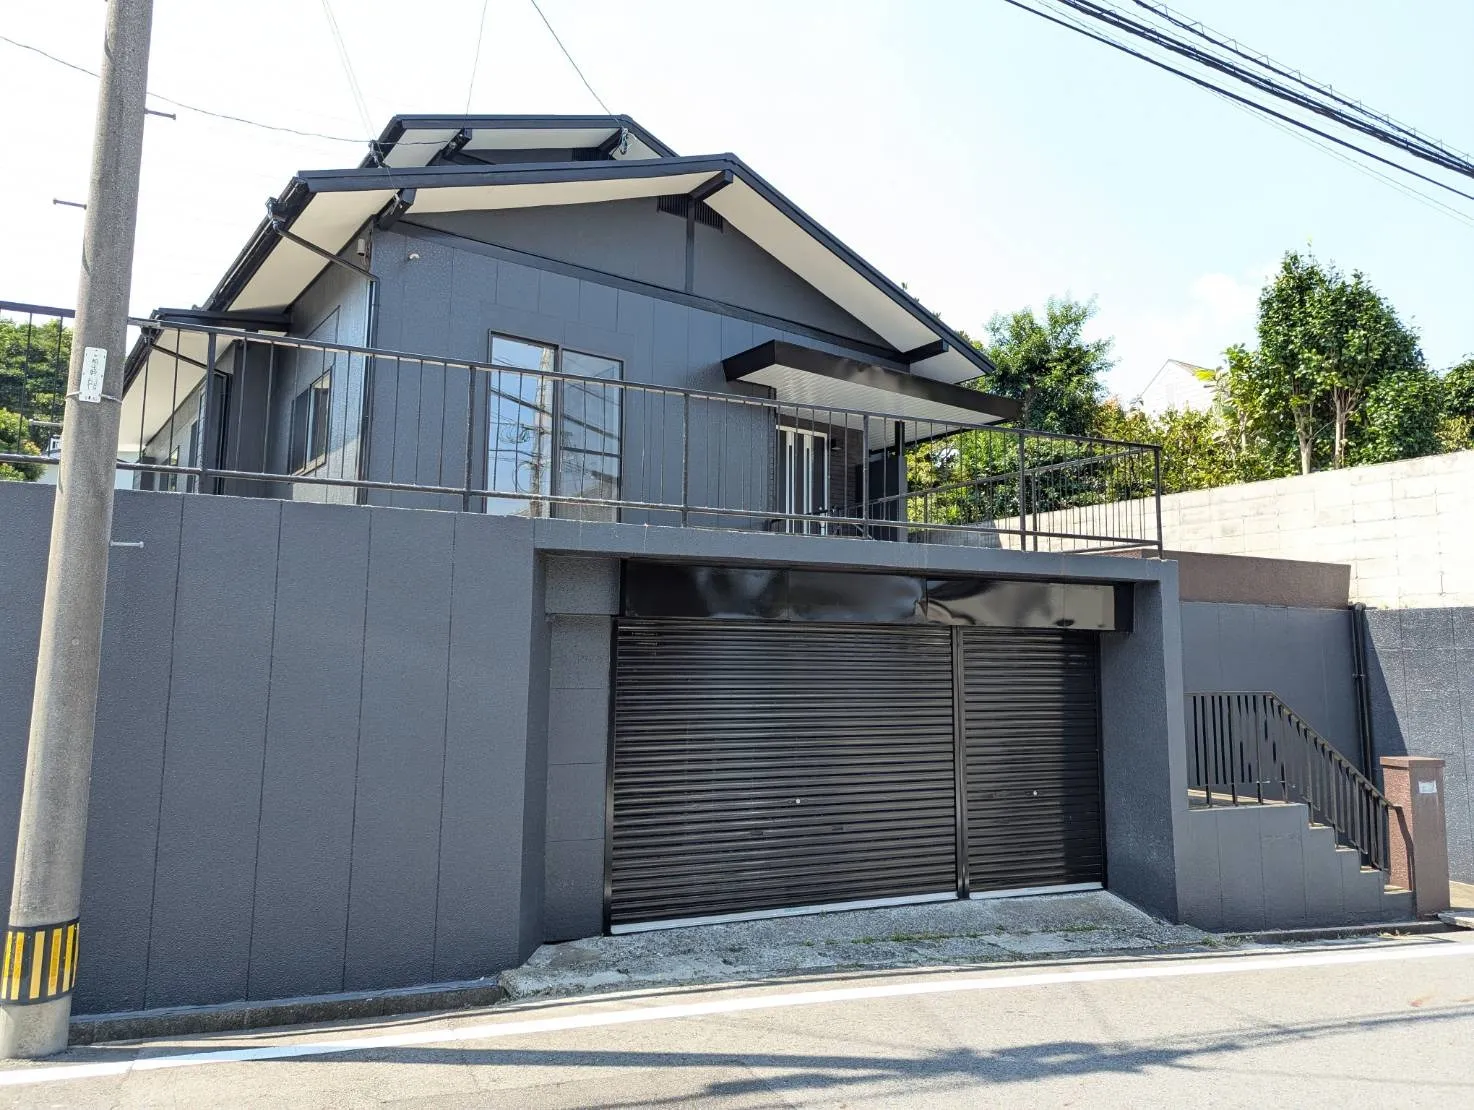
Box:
<box><xmin>1134</xmin><ymin>358</ymin><xmax>1218</xmax><ymax>415</ymax></box>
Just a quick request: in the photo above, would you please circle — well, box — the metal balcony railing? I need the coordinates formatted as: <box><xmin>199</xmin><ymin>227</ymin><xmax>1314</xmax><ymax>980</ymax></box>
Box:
<box><xmin>0</xmin><ymin>300</ymin><xmax>1163</xmax><ymax>553</ymax></box>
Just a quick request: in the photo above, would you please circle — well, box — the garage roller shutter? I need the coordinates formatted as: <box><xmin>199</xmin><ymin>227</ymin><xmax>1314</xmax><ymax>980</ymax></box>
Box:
<box><xmin>962</xmin><ymin>628</ymin><xmax>1104</xmax><ymax>893</ymax></box>
<box><xmin>611</xmin><ymin>620</ymin><xmax>958</xmax><ymax>927</ymax></box>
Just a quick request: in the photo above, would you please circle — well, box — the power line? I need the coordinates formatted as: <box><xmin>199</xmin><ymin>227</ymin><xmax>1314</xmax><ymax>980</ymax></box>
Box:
<box><xmin>1044</xmin><ymin>0</ymin><xmax>1474</xmax><ymax>181</ymax></box>
<box><xmin>1130</xmin><ymin>1</ymin><xmax>1473</xmax><ymax>163</ymax></box>
<box><xmin>319</xmin><ymin>0</ymin><xmax>374</xmax><ymax>135</ymax></box>
<box><xmin>0</xmin><ymin>31</ymin><xmax>367</xmax><ymax>143</ymax></box>
<box><xmin>998</xmin><ymin>0</ymin><xmax>1474</xmax><ymax>205</ymax></box>
<box><xmin>466</xmin><ymin>0</ymin><xmax>492</xmax><ymax>113</ymax></box>
<box><xmin>1020</xmin><ymin>2</ymin><xmax>1474</xmax><ymax>228</ymax></box>
<box><xmin>528</xmin><ymin>0</ymin><xmax>614</xmax><ymax>116</ymax></box>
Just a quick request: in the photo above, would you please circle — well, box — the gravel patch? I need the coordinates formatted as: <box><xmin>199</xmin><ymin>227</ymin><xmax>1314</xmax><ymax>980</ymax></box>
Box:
<box><xmin>501</xmin><ymin>892</ymin><xmax>1215</xmax><ymax>999</ymax></box>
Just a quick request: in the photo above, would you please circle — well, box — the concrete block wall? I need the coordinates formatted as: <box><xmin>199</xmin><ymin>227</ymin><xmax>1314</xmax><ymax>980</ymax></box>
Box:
<box><xmin>1015</xmin><ymin>450</ymin><xmax>1474</xmax><ymax>607</ymax></box>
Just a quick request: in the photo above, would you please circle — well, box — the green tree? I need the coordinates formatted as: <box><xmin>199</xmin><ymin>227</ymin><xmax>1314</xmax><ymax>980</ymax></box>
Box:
<box><xmin>1441</xmin><ymin>356</ymin><xmax>1474</xmax><ymax>451</ymax></box>
<box><xmin>1094</xmin><ymin>400</ymin><xmax>1236</xmax><ymax>494</ymax></box>
<box><xmin>975</xmin><ymin>297</ymin><xmax>1112</xmax><ymax>436</ymax></box>
<box><xmin>0</xmin><ymin>407</ymin><xmax>41</xmax><ymax>481</ymax></box>
<box><xmin>0</xmin><ymin>317</ymin><xmax>72</xmax><ymax>428</ymax></box>
<box><xmin>1227</xmin><ymin>250</ymin><xmax>1425</xmax><ymax>474</ymax></box>
<box><xmin>1353</xmin><ymin>367</ymin><xmax>1445</xmax><ymax>464</ymax></box>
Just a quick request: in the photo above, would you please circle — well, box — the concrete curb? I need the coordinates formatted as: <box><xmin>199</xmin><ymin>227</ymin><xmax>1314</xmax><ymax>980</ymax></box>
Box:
<box><xmin>68</xmin><ymin>978</ymin><xmax>505</xmax><ymax>1046</ymax></box>
<box><xmin>1245</xmin><ymin>920</ymin><xmax>1455</xmax><ymax>945</ymax></box>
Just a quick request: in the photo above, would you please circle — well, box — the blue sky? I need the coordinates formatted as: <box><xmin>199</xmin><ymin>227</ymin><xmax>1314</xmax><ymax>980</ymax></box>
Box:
<box><xmin>3</xmin><ymin>0</ymin><xmax>1470</xmax><ymax>400</ymax></box>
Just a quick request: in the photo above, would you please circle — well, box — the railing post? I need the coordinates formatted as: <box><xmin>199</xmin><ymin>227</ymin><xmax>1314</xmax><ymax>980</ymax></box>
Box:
<box><xmin>463</xmin><ymin>363</ymin><xmax>476</xmax><ymax>513</ymax></box>
<box><xmin>200</xmin><ymin>331</ymin><xmax>216</xmax><ymax>495</ymax></box>
<box><xmin>680</xmin><ymin>392</ymin><xmax>690</xmax><ymax>527</ymax></box>
<box><xmin>1016</xmin><ymin>430</ymin><xmax>1029</xmax><ymax>551</ymax></box>
<box><xmin>860</xmin><ymin>414</ymin><xmax>870</xmax><ymax>539</ymax></box>
<box><xmin>1152</xmin><ymin>445</ymin><xmax>1164</xmax><ymax>553</ymax></box>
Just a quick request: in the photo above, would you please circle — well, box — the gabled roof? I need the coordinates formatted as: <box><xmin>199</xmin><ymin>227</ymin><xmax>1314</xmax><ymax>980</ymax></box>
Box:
<box><xmin>196</xmin><ymin>137</ymin><xmax>997</xmax><ymax>388</ymax></box>
<box><xmin>365</xmin><ymin>114</ymin><xmax>678</xmax><ymax>167</ymax></box>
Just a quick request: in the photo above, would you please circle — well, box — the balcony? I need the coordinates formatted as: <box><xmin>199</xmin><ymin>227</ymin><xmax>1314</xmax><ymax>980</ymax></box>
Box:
<box><xmin>1</xmin><ymin>301</ymin><xmax>1162</xmax><ymax>554</ymax></box>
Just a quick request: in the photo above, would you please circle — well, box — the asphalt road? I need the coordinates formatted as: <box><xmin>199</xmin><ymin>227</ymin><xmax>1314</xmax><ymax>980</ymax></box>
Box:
<box><xmin>3</xmin><ymin>934</ymin><xmax>1473</xmax><ymax>1108</ymax></box>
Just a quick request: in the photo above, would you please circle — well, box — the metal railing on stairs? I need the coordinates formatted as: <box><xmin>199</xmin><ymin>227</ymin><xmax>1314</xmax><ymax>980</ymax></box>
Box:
<box><xmin>1187</xmin><ymin>692</ymin><xmax>1409</xmax><ymax>880</ymax></box>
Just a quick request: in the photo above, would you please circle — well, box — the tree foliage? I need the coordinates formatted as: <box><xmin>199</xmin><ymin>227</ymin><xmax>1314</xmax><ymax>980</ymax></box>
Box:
<box><xmin>0</xmin><ymin>318</ymin><xmax>71</xmax><ymax>427</ymax></box>
<box><xmin>975</xmin><ymin>298</ymin><xmax>1111</xmax><ymax>436</ymax></box>
<box><xmin>0</xmin><ymin>407</ymin><xmax>41</xmax><ymax>482</ymax></box>
<box><xmin>1236</xmin><ymin>250</ymin><xmax>1425</xmax><ymax>474</ymax></box>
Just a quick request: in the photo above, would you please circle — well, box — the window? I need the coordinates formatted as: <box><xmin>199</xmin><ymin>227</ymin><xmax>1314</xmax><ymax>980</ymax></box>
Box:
<box><xmin>288</xmin><ymin>371</ymin><xmax>332</xmax><ymax>473</ymax></box>
<box><xmin>777</xmin><ymin>426</ymin><xmax>829</xmax><ymax>535</ymax></box>
<box><xmin>486</xmin><ymin>335</ymin><xmax>622</xmax><ymax>519</ymax></box>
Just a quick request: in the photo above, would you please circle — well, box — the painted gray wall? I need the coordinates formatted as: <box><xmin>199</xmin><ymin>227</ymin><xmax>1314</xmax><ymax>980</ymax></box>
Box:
<box><xmin>1179</xmin><ymin>603</ymin><xmax>1360</xmax><ymax>766</ymax></box>
<box><xmin>1365</xmin><ymin>608</ymin><xmax>1474</xmax><ymax>884</ymax></box>
<box><xmin>409</xmin><ymin>201</ymin><xmax>890</xmax><ymax>347</ymax></box>
<box><xmin>368</xmin><ymin>224</ymin><xmax>884</xmax><ymax>524</ymax></box>
<box><xmin>1100</xmin><ymin>566</ymin><xmax>1187</xmax><ymax>920</ymax></box>
<box><xmin>1175</xmin><ymin>802</ymin><xmax>1411</xmax><ymax>932</ymax></box>
<box><xmin>0</xmin><ymin>483</ymin><xmax>546</xmax><ymax>1014</ymax></box>
<box><xmin>542</xmin><ymin>556</ymin><xmax>620</xmax><ymax>941</ymax></box>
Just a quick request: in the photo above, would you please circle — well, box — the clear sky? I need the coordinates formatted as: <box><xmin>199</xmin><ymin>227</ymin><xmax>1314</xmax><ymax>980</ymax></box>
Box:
<box><xmin>2</xmin><ymin>0</ymin><xmax>1470</xmax><ymax>400</ymax></box>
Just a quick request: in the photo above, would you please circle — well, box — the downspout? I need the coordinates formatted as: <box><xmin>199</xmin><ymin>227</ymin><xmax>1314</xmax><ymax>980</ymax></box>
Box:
<box><xmin>1349</xmin><ymin>602</ymin><xmax>1376</xmax><ymax>778</ymax></box>
<box><xmin>267</xmin><ymin>210</ymin><xmax>380</xmax><ymax>502</ymax></box>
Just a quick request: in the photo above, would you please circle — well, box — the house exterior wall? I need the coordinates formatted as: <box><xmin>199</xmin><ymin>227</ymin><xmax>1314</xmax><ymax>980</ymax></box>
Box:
<box><xmin>363</xmin><ymin>224</ymin><xmax>894</xmax><ymax>522</ymax></box>
<box><xmin>0</xmin><ymin>483</ymin><xmax>547</xmax><ymax>1014</ymax></box>
<box><xmin>408</xmin><ymin>200</ymin><xmax>891</xmax><ymax>348</ymax></box>
<box><xmin>1179</xmin><ymin>602</ymin><xmax>1360</xmax><ymax>767</ymax></box>
<box><xmin>1364</xmin><ymin>607</ymin><xmax>1474</xmax><ymax>883</ymax></box>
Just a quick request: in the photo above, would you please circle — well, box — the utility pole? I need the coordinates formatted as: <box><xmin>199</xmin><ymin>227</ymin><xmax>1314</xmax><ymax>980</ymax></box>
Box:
<box><xmin>0</xmin><ymin>0</ymin><xmax>153</xmax><ymax>1059</ymax></box>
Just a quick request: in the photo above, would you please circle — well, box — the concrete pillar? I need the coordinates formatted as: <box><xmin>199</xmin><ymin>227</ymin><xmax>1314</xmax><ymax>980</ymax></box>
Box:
<box><xmin>1380</xmin><ymin>756</ymin><xmax>1450</xmax><ymax>917</ymax></box>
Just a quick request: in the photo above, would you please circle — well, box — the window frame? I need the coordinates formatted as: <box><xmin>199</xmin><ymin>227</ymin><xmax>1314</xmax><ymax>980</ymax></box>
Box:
<box><xmin>288</xmin><ymin>367</ymin><xmax>334</xmax><ymax>475</ymax></box>
<box><xmin>485</xmin><ymin>332</ymin><xmax>624</xmax><ymax>517</ymax></box>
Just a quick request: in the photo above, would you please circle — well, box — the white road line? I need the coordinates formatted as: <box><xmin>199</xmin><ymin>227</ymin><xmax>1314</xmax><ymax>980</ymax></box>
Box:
<box><xmin>3</xmin><ymin>940</ymin><xmax>1472</xmax><ymax>1087</ymax></box>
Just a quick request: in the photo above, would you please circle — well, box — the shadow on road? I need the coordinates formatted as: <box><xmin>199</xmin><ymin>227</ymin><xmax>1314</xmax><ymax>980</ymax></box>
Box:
<box><xmin>282</xmin><ymin>1001</ymin><xmax>1474</xmax><ymax>1107</ymax></box>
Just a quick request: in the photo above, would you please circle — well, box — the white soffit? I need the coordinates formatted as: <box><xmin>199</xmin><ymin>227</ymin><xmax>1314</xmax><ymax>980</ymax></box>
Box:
<box><xmin>742</xmin><ymin>362</ymin><xmax>998</xmax><ymax>448</ymax></box>
<box><xmin>231</xmin><ymin>189</ymin><xmax>395</xmax><ymax>312</ymax></box>
<box><xmin>405</xmin><ymin>172</ymin><xmax>717</xmax><ymax>215</ymax></box>
<box><xmin>383</xmin><ymin>126</ymin><xmax>664</xmax><ymax>168</ymax></box>
<box><xmin>705</xmin><ymin>181</ymin><xmax>978</xmax><ymax>386</ymax></box>
<box><xmin>118</xmin><ymin>327</ymin><xmax>217</xmax><ymax>451</ymax></box>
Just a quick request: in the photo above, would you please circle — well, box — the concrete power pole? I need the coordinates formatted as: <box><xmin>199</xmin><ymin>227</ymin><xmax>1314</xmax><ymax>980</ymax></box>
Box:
<box><xmin>0</xmin><ymin>0</ymin><xmax>153</xmax><ymax>1059</ymax></box>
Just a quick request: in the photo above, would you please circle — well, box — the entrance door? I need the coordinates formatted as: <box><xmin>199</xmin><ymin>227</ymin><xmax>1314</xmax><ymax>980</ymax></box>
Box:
<box><xmin>776</xmin><ymin>426</ymin><xmax>828</xmax><ymax>534</ymax></box>
<box><xmin>609</xmin><ymin>620</ymin><xmax>959</xmax><ymax>928</ymax></box>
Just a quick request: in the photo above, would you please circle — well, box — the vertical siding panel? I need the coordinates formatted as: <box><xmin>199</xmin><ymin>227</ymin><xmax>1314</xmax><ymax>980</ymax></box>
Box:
<box><xmin>247</xmin><ymin>502</ymin><xmax>369</xmax><ymax>1000</ymax></box>
<box><xmin>75</xmin><ymin>492</ymin><xmax>183</xmax><ymax>1014</ymax></box>
<box><xmin>434</xmin><ymin>515</ymin><xmax>538</xmax><ymax>978</ymax></box>
<box><xmin>146</xmin><ymin>496</ymin><xmax>280</xmax><ymax>1008</ymax></box>
<box><xmin>343</xmin><ymin>506</ymin><xmax>453</xmax><ymax>990</ymax></box>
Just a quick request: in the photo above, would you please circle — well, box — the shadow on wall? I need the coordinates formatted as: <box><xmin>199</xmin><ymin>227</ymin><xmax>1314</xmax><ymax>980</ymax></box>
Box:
<box><xmin>1363</xmin><ymin>608</ymin><xmax>1474</xmax><ymax>885</ymax></box>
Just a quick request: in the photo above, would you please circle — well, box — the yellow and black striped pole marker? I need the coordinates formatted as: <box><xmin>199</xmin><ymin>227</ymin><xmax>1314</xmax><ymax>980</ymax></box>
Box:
<box><xmin>0</xmin><ymin>922</ymin><xmax>80</xmax><ymax>1006</ymax></box>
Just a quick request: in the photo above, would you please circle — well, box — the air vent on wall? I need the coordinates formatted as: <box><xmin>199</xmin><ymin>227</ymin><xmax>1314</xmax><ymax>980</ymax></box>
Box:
<box><xmin>657</xmin><ymin>195</ymin><xmax>726</xmax><ymax>231</ymax></box>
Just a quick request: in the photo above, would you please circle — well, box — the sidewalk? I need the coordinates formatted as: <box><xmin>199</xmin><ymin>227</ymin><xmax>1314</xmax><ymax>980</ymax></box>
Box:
<box><xmin>501</xmin><ymin>891</ymin><xmax>1213</xmax><ymax>999</ymax></box>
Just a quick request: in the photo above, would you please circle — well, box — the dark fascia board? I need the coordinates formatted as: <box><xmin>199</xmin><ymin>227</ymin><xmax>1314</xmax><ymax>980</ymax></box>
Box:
<box><xmin>364</xmin><ymin>114</ymin><xmax>679</xmax><ymax>166</ymax></box>
<box><xmin>293</xmin><ymin>155</ymin><xmax>998</xmax><ymax>379</ymax></box>
<box><xmin>200</xmin><ymin>177</ymin><xmax>314</xmax><ymax>314</ymax></box>
<box><xmin>295</xmin><ymin>155</ymin><xmax>734</xmax><ymax>193</ymax></box>
<box><xmin>723</xmin><ymin>340</ymin><xmax>1019</xmax><ymax>422</ymax></box>
<box><xmin>152</xmin><ymin>307</ymin><xmax>292</xmax><ymax>330</ymax></box>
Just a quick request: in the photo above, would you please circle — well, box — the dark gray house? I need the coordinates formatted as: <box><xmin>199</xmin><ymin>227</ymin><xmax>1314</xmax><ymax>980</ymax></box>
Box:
<box><xmin>0</xmin><ymin>116</ymin><xmax>1428</xmax><ymax>1020</ymax></box>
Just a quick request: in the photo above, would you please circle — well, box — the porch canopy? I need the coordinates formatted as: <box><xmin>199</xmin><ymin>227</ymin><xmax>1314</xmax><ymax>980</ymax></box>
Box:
<box><xmin>723</xmin><ymin>340</ymin><xmax>1018</xmax><ymax>449</ymax></box>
